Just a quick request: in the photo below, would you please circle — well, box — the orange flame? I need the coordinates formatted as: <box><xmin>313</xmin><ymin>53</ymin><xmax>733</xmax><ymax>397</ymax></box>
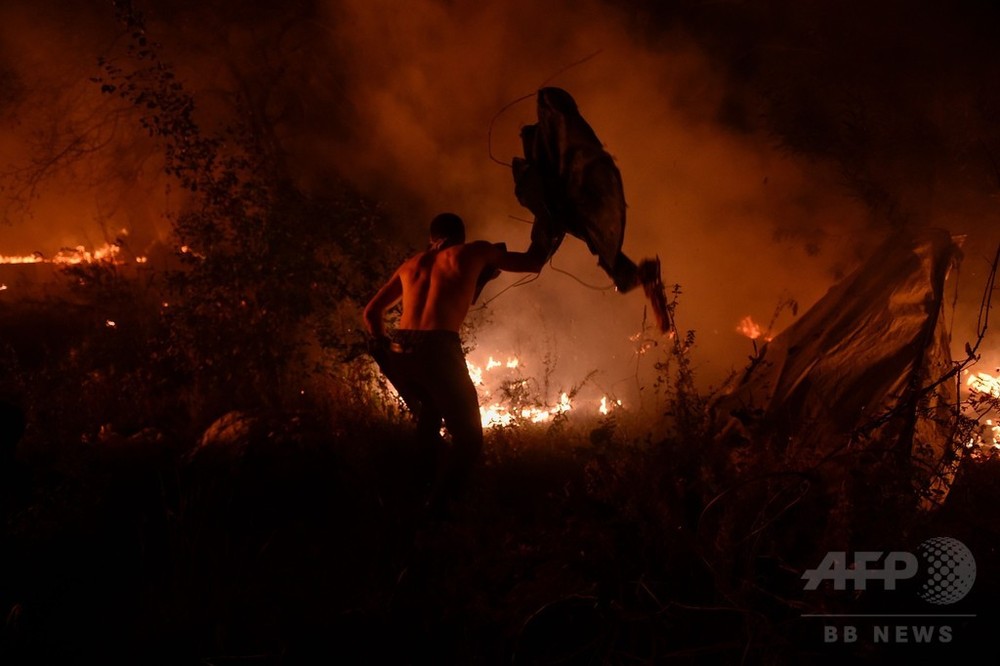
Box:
<box><xmin>736</xmin><ymin>315</ymin><xmax>772</xmax><ymax>341</ymax></box>
<box><xmin>967</xmin><ymin>370</ymin><xmax>1000</xmax><ymax>398</ymax></box>
<box><xmin>599</xmin><ymin>396</ymin><xmax>622</xmax><ymax>415</ymax></box>
<box><xmin>963</xmin><ymin>370</ymin><xmax>1000</xmax><ymax>452</ymax></box>
<box><xmin>0</xmin><ymin>243</ymin><xmax>146</xmax><ymax>266</ymax></box>
<box><xmin>467</xmin><ymin>352</ymin><xmax>621</xmax><ymax>428</ymax></box>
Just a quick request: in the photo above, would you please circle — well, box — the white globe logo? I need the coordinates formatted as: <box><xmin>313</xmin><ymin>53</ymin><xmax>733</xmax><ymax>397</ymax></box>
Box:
<box><xmin>917</xmin><ymin>537</ymin><xmax>976</xmax><ymax>605</ymax></box>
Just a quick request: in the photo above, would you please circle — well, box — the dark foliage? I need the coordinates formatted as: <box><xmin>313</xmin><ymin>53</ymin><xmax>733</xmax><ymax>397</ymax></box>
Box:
<box><xmin>90</xmin><ymin>0</ymin><xmax>403</xmax><ymax>425</ymax></box>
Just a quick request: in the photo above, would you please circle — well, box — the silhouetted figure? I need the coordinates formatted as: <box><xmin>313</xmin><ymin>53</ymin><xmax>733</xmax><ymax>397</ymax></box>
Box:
<box><xmin>364</xmin><ymin>213</ymin><xmax>543</xmax><ymax>516</ymax></box>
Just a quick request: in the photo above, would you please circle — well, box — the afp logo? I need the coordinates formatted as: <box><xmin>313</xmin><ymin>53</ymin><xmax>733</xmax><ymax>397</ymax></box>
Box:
<box><xmin>802</xmin><ymin>537</ymin><xmax>976</xmax><ymax>604</ymax></box>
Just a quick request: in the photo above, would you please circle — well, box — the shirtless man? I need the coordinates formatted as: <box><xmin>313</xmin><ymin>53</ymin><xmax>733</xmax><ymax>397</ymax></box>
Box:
<box><xmin>364</xmin><ymin>212</ymin><xmax>544</xmax><ymax>511</ymax></box>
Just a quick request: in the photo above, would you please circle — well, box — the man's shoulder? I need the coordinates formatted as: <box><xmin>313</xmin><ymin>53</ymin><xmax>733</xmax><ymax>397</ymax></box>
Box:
<box><xmin>397</xmin><ymin>251</ymin><xmax>434</xmax><ymax>275</ymax></box>
<box><xmin>459</xmin><ymin>240</ymin><xmax>506</xmax><ymax>255</ymax></box>
<box><xmin>455</xmin><ymin>241</ymin><xmax>507</xmax><ymax>268</ymax></box>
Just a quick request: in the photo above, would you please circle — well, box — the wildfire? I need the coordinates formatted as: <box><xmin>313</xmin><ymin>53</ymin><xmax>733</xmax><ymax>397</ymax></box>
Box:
<box><xmin>599</xmin><ymin>396</ymin><xmax>623</xmax><ymax>415</ymax></box>
<box><xmin>968</xmin><ymin>419</ymin><xmax>1000</xmax><ymax>449</ymax></box>
<box><xmin>966</xmin><ymin>370</ymin><xmax>1000</xmax><ymax>398</ymax></box>
<box><xmin>0</xmin><ymin>243</ymin><xmax>147</xmax><ymax>266</ymax></box>
<box><xmin>0</xmin><ymin>253</ymin><xmax>42</xmax><ymax>264</ymax></box>
<box><xmin>466</xmin><ymin>360</ymin><xmax>483</xmax><ymax>386</ymax></box>
<box><xmin>479</xmin><ymin>391</ymin><xmax>574</xmax><ymax>428</ymax></box>
<box><xmin>466</xmin><ymin>354</ymin><xmax>621</xmax><ymax>428</ymax></box>
<box><xmin>736</xmin><ymin>315</ymin><xmax>772</xmax><ymax>342</ymax></box>
<box><xmin>963</xmin><ymin>370</ymin><xmax>1000</xmax><ymax>453</ymax></box>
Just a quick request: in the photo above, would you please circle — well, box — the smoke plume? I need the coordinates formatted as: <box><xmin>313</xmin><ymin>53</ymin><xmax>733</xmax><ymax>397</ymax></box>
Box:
<box><xmin>3</xmin><ymin>0</ymin><xmax>1000</xmax><ymax>403</ymax></box>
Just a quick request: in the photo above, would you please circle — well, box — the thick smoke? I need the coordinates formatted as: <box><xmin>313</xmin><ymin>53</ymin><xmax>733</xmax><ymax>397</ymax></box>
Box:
<box><xmin>3</xmin><ymin>0</ymin><xmax>1000</xmax><ymax>402</ymax></box>
<box><xmin>310</xmin><ymin>0</ymin><xmax>878</xmax><ymax>398</ymax></box>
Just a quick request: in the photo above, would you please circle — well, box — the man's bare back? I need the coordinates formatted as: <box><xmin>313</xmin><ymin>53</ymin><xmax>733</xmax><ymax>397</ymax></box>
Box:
<box><xmin>398</xmin><ymin>241</ymin><xmax>499</xmax><ymax>332</ymax></box>
<box><xmin>364</xmin><ymin>240</ymin><xmax>543</xmax><ymax>338</ymax></box>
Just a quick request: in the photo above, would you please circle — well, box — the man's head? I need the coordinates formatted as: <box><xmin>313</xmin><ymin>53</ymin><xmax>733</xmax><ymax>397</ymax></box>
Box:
<box><xmin>429</xmin><ymin>212</ymin><xmax>465</xmax><ymax>249</ymax></box>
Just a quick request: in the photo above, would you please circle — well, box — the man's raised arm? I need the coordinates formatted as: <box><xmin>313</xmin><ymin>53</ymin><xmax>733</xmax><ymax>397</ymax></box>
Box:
<box><xmin>488</xmin><ymin>241</ymin><xmax>548</xmax><ymax>274</ymax></box>
<box><xmin>471</xmin><ymin>241</ymin><xmax>547</xmax><ymax>305</ymax></box>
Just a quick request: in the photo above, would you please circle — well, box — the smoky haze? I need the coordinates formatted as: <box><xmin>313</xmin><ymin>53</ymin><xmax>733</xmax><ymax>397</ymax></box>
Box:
<box><xmin>2</xmin><ymin>0</ymin><xmax>1000</xmax><ymax>406</ymax></box>
<box><xmin>297</xmin><ymin>0</ymin><xmax>876</xmax><ymax>403</ymax></box>
<box><xmin>0</xmin><ymin>1</ymin><xmax>159</xmax><ymax>253</ymax></box>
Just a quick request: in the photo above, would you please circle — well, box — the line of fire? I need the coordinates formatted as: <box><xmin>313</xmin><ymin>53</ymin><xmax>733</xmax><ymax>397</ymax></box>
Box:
<box><xmin>1</xmin><ymin>1</ymin><xmax>998</xmax><ymax>664</ymax></box>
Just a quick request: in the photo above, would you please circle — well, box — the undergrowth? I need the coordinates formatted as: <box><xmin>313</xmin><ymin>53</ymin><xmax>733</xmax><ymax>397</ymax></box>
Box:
<box><xmin>2</xmin><ymin>279</ymin><xmax>996</xmax><ymax>666</ymax></box>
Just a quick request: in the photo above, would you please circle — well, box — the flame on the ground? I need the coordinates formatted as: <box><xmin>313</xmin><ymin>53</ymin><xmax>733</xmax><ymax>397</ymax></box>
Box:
<box><xmin>736</xmin><ymin>315</ymin><xmax>771</xmax><ymax>341</ymax></box>
<box><xmin>967</xmin><ymin>370</ymin><xmax>1000</xmax><ymax>398</ymax></box>
<box><xmin>599</xmin><ymin>396</ymin><xmax>623</xmax><ymax>415</ymax></box>
<box><xmin>467</xmin><ymin>354</ymin><xmax>620</xmax><ymax>428</ymax></box>
<box><xmin>963</xmin><ymin>370</ymin><xmax>1000</xmax><ymax>452</ymax></box>
<box><xmin>0</xmin><ymin>243</ymin><xmax>146</xmax><ymax>266</ymax></box>
<box><xmin>480</xmin><ymin>391</ymin><xmax>573</xmax><ymax>428</ymax></box>
<box><xmin>466</xmin><ymin>361</ymin><xmax>483</xmax><ymax>386</ymax></box>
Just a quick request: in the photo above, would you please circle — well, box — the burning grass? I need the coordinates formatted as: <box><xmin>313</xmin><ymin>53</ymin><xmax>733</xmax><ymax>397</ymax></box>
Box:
<box><xmin>0</xmin><ymin>241</ymin><xmax>146</xmax><ymax>267</ymax></box>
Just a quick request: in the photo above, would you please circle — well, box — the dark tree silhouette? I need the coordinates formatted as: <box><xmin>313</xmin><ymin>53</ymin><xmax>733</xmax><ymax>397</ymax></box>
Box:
<box><xmin>91</xmin><ymin>0</ymin><xmax>401</xmax><ymax>419</ymax></box>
